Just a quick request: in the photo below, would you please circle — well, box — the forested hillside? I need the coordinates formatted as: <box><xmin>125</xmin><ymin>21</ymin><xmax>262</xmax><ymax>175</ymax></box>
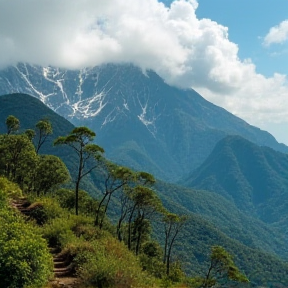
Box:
<box><xmin>1</xmin><ymin>93</ymin><xmax>288</xmax><ymax>287</ymax></box>
<box><xmin>183</xmin><ymin>135</ymin><xmax>288</xmax><ymax>228</ymax></box>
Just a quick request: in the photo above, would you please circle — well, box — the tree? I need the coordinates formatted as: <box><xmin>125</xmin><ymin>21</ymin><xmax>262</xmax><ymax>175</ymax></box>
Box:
<box><xmin>127</xmin><ymin>186</ymin><xmax>164</xmax><ymax>255</ymax></box>
<box><xmin>5</xmin><ymin>115</ymin><xmax>20</xmax><ymax>135</ymax></box>
<box><xmin>33</xmin><ymin>155</ymin><xmax>70</xmax><ymax>195</ymax></box>
<box><xmin>95</xmin><ymin>161</ymin><xmax>135</xmax><ymax>229</ymax></box>
<box><xmin>54</xmin><ymin>127</ymin><xmax>104</xmax><ymax>215</ymax></box>
<box><xmin>201</xmin><ymin>246</ymin><xmax>249</xmax><ymax>288</ymax></box>
<box><xmin>116</xmin><ymin>171</ymin><xmax>155</xmax><ymax>241</ymax></box>
<box><xmin>163</xmin><ymin>213</ymin><xmax>187</xmax><ymax>276</ymax></box>
<box><xmin>35</xmin><ymin>119</ymin><xmax>53</xmax><ymax>154</ymax></box>
<box><xmin>0</xmin><ymin>134</ymin><xmax>37</xmax><ymax>187</ymax></box>
<box><xmin>24</xmin><ymin>128</ymin><xmax>36</xmax><ymax>141</ymax></box>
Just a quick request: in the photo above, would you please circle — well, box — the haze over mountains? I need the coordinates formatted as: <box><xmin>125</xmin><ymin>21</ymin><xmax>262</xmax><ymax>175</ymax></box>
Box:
<box><xmin>0</xmin><ymin>63</ymin><xmax>287</xmax><ymax>182</ymax></box>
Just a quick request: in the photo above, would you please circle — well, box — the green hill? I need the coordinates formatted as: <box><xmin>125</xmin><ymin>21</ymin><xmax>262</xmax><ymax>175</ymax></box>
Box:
<box><xmin>183</xmin><ymin>135</ymin><xmax>288</xmax><ymax>227</ymax></box>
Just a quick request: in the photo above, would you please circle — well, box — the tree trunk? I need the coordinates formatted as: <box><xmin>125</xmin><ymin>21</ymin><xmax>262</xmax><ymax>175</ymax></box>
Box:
<box><xmin>128</xmin><ymin>205</ymin><xmax>136</xmax><ymax>250</ymax></box>
<box><xmin>75</xmin><ymin>179</ymin><xmax>80</xmax><ymax>216</ymax></box>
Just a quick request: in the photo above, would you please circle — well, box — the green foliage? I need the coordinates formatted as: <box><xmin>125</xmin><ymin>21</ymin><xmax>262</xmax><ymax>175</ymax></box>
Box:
<box><xmin>34</xmin><ymin>155</ymin><xmax>70</xmax><ymax>195</ymax></box>
<box><xmin>126</xmin><ymin>186</ymin><xmax>164</xmax><ymax>255</ymax></box>
<box><xmin>24</xmin><ymin>128</ymin><xmax>36</xmax><ymax>141</ymax></box>
<box><xmin>0</xmin><ymin>189</ymin><xmax>8</xmax><ymax>209</ymax></box>
<box><xmin>76</xmin><ymin>237</ymin><xmax>155</xmax><ymax>288</ymax></box>
<box><xmin>41</xmin><ymin>197</ymin><xmax>95</xmax><ymax>247</ymax></box>
<box><xmin>35</xmin><ymin>118</ymin><xmax>53</xmax><ymax>154</ymax></box>
<box><xmin>0</xmin><ymin>176</ymin><xmax>22</xmax><ymax>198</ymax></box>
<box><xmin>183</xmin><ymin>135</ymin><xmax>288</xmax><ymax>226</ymax></box>
<box><xmin>0</xmin><ymin>134</ymin><xmax>37</xmax><ymax>185</ymax></box>
<box><xmin>1</xmin><ymin>95</ymin><xmax>288</xmax><ymax>287</ymax></box>
<box><xmin>42</xmin><ymin>217</ymin><xmax>76</xmax><ymax>248</ymax></box>
<box><xmin>140</xmin><ymin>241</ymin><xmax>166</xmax><ymax>278</ymax></box>
<box><xmin>0</xmin><ymin>117</ymin><xmax>70</xmax><ymax>196</ymax></box>
<box><xmin>54</xmin><ymin>126</ymin><xmax>104</xmax><ymax>215</ymax></box>
<box><xmin>163</xmin><ymin>213</ymin><xmax>188</xmax><ymax>276</ymax></box>
<box><xmin>156</xmin><ymin>180</ymin><xmax>288</xmax><ymax>284</ymax></box>
<box><xmin>26</xmin><ymin>196</ymin><xmax>65</xmax><ymax>225</ymax></box>
<box><xmin>0</xmin><ymin>207</ymin><xmax>53</xmax><ymax>288</ymax></box>
<box><xmin>199</xmin><ymin>245</ymin><xmax>249</xmax><ymax>288</ymax></box>
<box><xmin>95</xmin><ymin>161</ymin><xmax>136</xmax><ymax>228</ymax></box>
<box><xmin>54</xmin><ymin>188</ymin><xmax>98</xmax><ymax>216</ymax></box>
<box><xmin>53</xmin><ymin>188</ymin><xmax>77</xmax><ymax>209</ymax></box>
<box><xmin>6</xmin><ymin>115</ymin><xmax>20</xmax><ymax>134</ymax></box>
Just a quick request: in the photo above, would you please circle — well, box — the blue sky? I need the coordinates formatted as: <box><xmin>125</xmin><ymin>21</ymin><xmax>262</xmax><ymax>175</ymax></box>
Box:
<box><xmin>0</xmin><ymin>0</ymin><xmax>288</xmax><ymax>144</ymax></box>
<box><xmin>160</xmin><ymin>0</ymin><xmax>288</xmax><ymax>144</ymax></box>
<box><xmin>195</xmin><ymin>0</ymin><xmax>288</xmax><ymax>77</ymax></box>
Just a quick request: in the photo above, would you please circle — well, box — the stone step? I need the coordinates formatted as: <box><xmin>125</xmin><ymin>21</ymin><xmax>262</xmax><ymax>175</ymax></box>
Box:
<box><xmin>53</xmin><ymin>264</ymin><xmax>75</xmax><ymax>278</ymax></box>
<box><xmin>54</xmin><ymin>261</ymin><xmax>69</xmax><ymax>269</ymax></box>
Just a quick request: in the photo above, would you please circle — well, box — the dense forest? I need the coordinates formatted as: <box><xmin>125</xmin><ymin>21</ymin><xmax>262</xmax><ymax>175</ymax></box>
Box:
<box><xmin>0</xmin><ymin>115</ymin><xmax>250</xmax><ymax>288</ymax></box>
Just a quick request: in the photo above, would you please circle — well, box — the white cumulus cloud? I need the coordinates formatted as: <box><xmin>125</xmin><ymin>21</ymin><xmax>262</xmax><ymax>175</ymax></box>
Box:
<box><xmin>263</xmin><ymin>20</ymin><xmax>288</xmax><ymax>46</ymax></box>
<box><xmin>0</xmin><ymin>0</ymin><xmax>288</xmax><ymax>143</ymax></box>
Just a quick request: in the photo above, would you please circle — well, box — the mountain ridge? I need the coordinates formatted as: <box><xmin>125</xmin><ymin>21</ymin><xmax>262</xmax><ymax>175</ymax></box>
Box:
<box><xmin>183</xmin><ymin>135</ymin><xmax>288</xmax><ymax>226</ymax></box>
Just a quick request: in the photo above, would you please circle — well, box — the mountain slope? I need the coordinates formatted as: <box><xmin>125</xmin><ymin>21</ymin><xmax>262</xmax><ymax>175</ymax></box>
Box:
<box><xmin>0</xmin><ymin>63</ymin><xmax>287</xmax><ymax>181</ymax></box>
<box><xmin>183</xmin><ymin>135</ymin><xmax>288</xmax><ymax>226</ymax></box>
<box><xmin>2</xmin><ymin>93</ymin><xmax>288</xmax><ymax>286</ymax></box>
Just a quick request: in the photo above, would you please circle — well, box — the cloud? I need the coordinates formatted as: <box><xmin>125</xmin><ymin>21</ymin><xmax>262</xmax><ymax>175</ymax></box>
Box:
<box><xmin>263</xmin><ymin>20</ymin><xmax>288</xmax><ymax>46</ymax></box>
<box><xmin>0</xmin><ymin>0</ymin><xmax>288</xmax><ymax>139</ymax></box>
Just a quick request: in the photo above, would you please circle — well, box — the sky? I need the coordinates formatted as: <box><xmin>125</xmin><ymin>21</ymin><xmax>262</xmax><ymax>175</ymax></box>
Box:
<box><xmin>0</xmin><ymin>0</ymin><xmax>288</xmax><ymax>144</ymax></box>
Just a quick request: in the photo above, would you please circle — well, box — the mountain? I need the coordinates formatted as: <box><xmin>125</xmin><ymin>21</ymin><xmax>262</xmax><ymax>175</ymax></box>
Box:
<box><xmin>183</xmin><ymin>135</ymin><xmax>288</xmax><ymax>227</ymax></box>
<box><xmin>0</xmin><ymin>63</ymin><xmax>287</xmax><ymax>182</ymax></box>
<box><xmin>2</xmin><ymin>93</ymin><xmax>288</xmax><ymax>286</ymax></box>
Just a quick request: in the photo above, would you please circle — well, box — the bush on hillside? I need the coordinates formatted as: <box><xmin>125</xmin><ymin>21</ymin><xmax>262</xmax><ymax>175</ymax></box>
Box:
<box><xmin>27</xmin><ymin>196</ymin><xmax>64</xmax><ymax>225</ymax></box>
<box><xmin>75</xmin><ymin>237</ymin><xmax>155</xmax><ymax>288</ymax></box>
<box><xmin>0</xmin><ymin>208</ymin><xmax>53</xmax><ymax>288</ymax></box>
<box><xmin>0</xmin><ymin>176</ymin><xmax>22</xmax><ymax>198</ymax></box>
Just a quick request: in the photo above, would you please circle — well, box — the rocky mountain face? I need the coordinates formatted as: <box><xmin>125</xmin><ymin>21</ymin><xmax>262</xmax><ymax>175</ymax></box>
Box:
<box><xmin>0</xmin><ymin>63</ymin><xmax>287</xmax><ymax>181</ymax></box>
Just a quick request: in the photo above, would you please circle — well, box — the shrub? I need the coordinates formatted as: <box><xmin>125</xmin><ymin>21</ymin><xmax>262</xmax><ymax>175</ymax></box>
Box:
<box><xmin>76</xmin><ymin>237</ymin><xmax>155</xmax><ymax>288</ymax></box>
<box><xmin>0</xmin><ymin>176</ymin><xmax>22</xmax><ymax>198</ymax></box>
<box><xmin>54</xmin><ymin>188</ymin><xmax>98</xmax><ymax>216</ymax></box>
<box><xmin>29</xmin><ymin>197</ymin><xmax>64</xmax><ymax>224</ymax></box>
<box><xmin>0</xmin><ymin>209</ymin><xmax>53</xmax><ymax>288</ymax></box>
<box><xmin>42</xmin><ymin>217</ymin><xmax>76</xmax><ymax>248</ymax></box>
<box><xmin>0</xmin><ymin>189</ymin><xmax>7</xmax><ymax>209</ymax></box>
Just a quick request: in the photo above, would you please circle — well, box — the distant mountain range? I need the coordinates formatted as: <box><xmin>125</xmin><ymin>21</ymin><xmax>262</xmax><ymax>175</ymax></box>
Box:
<box><xmin>0</xmin><ymin>63</ymin><xmax>287</xmax><ymax>182</ymax></box>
